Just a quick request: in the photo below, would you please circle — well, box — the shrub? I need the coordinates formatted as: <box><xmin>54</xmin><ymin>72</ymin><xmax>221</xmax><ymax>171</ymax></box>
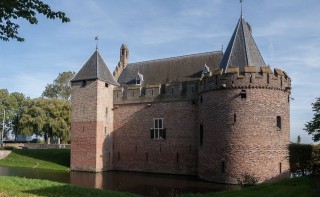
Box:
<box><xmin>237</xmin><ymin>172</ymin><xmax>259</xmax><ymax>187</ymax></box>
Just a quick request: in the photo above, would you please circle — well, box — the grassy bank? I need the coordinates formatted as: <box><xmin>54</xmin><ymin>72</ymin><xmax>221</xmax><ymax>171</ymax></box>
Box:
<box><xmin>0</xmin><ymin>176</ymin><xmax>140</xmax><ymax>197</ymax></box>
<box><xmin>0</xmin><ymin>149</ymin><xmax>69</xmax><ymax>171</ymax></box>
<box><xmin>181</xmin><ymin>176</ymin><xmax>314</xmax><ymax>197</ymax></box>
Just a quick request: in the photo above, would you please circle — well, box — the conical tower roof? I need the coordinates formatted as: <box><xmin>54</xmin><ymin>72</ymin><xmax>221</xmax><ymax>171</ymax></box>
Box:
<box><xmin>71</xmin><ymin>50</ymin><xmax>119</xmax><ymax>86</ymax></box>
<box><xmin>219</xmin><ymin>16</ymin><xmax>266</xmax><ymax>72</ymax></box>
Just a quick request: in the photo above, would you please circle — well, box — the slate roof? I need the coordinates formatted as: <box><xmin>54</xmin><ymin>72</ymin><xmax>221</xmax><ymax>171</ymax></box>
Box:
<box><xmin>219</xmin><ymin>15</ymin><xmax>266</xmax><ymax>72</ymax></box>
<box><xmin>117</xmin><ymin>51</ymin><xmax>223</xmax><ymax>86</ymax></box>
<box><xmin>71</xmin><ymin>50</ymin><xmax>119</xmax><ymax>86</ymax></box>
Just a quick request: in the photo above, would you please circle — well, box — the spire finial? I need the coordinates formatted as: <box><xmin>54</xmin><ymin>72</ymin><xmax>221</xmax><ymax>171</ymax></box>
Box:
<box><xmin>240</xmin><ymin>0</ymin><xmax>244</xmax><ymax>17</ymax></box>
<box><xmin>95</xmin><ymin>36</ymin><xmax>99</xmax><ymax>50</ymax></box>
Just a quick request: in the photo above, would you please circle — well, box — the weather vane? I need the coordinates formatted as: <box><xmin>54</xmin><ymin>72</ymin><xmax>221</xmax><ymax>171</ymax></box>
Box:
<box><xmin>240</xmin><ymin>0</ymin><xmax>244</xmax><ymax>16</ymax></box>
<box><xmin>95</xmin><ymin>36</ymin><xmax>99</xmax><ymax>50</ymax></box>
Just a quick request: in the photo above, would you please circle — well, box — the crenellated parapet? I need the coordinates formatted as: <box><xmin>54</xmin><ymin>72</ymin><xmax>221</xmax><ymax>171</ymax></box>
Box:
<box><xmin>113</xmin><ymin>81</ymin><xmax>199</xmax><ymax>104</ymax></box>
<box><xmin>199</xmin><ymin>66</ymin><xmax>291</xmax><ymax>93</ymax></box>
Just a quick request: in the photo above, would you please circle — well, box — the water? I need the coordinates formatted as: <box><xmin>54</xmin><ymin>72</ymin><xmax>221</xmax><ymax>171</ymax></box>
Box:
<box><xmin>0</xmin><ymin>166</ymin><xmax>237</xmax><ymax>196</ymax></box>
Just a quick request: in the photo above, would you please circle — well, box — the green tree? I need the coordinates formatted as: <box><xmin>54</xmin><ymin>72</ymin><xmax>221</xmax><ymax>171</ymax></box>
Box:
<box><xmin>0</xmin><ymin>89</ymin><xmax>27</xmax><ymax>139</ymax></box>
<box><xmin>18</xmin><ymin>98</ymin><xmax>71</xmax><ymax>143</ymax></box>
<box><xmin>0</xmin><ymin>0</ymin><xmax>70</xmax><ymax>42</ymax></box>
<box><xmin>305</xmin><ymin>97</ymin><xmax>320</xmax><ymax>142</ymax></box>
<box><xmin>42</xmin><ymin>71</ymin><xmax>75</xmax><ymax>100</ymax></box>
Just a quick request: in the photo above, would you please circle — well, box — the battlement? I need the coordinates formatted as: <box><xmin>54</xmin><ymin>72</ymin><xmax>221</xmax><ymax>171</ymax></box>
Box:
<box><xmin>113</xmin><ymin>66</ymin><xmax>291</xmax><ymax>104</ymax></box>
<box><xmin>199</xmin><ymin>66</ymin><xmax>291</xmax><ymax>93</ymax></box>
<box><xmin>113</xmin><ymin>81</ymin><xmax>198</xmax><ymax>104</ymax></box>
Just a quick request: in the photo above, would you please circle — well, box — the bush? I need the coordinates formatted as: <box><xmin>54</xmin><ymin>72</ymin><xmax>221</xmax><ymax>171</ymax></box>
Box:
<box><xmin>237</xmin><ymin>172</ymin><xmax>259</xmax><ymax>187</ymax></box>
<box><xmin>0</xmin><ymin>146</ymin><xmax>16</xmax><ymax>150</ymax></box>
<box><xmin>288</xmin><ymin>143</ymin><xmax>320</xmax><ymax>176</ymax></box>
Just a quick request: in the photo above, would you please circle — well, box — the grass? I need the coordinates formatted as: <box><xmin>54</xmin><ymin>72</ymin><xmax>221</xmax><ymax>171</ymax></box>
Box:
<box><xmin>181</xmin><ymin>176</ymin><xmax>315</xmax><ymax>197</ymax></box>
<box><xmin>0</xmin><ymin>149</ymin><xmax>70</xmax><ymax>171</ymax></box>
<box><xmin>0</xmin><ymin>176</ymin><xmax>140</xmax><ymax>197</ymax></box>
<box><xmin>0</xmin><ymin>149</ymin><xmax>317</xmax><ymax>196</ymax></box>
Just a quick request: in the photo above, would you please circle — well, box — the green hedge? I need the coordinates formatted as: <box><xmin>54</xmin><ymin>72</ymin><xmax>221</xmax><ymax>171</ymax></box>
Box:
<box><xmin>288</xmin><ymin>143</ymin><xmax>320</xmax><ymax>175</ymax></box>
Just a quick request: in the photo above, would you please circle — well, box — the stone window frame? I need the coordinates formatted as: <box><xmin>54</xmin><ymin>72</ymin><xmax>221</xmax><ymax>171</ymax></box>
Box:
<box><xmin>277</xmin><ymin>116</ymin><xmax>282</xmax><ymax>130</ymax></box>
<box><xmin>150</xmin><ymin>118</ymin><xmax>166</xmax><ymax>139</ymax></box>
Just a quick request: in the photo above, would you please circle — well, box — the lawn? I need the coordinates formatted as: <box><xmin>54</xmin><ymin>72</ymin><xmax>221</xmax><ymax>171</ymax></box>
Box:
<box><xmin>0</xmin><ymin>176</ymin><xmax>140</xmax><ymax>197</ymax></box>
<box><xmin>0</xmin><ymin>149</ymin><xmax>69</xmax><ymax>171</ymax></box>
<box><xmin>0</xmin><ymin>149</ymin><xmax>317</xmax><ymax>196</ymax></box>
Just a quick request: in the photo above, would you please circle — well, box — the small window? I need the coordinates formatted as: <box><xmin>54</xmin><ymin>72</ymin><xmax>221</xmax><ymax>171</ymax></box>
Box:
<box><xmin>277</xmin><ymin>116</ymin><xmax>282</xmax><ymax>129</ymax></box>
<box><xmin>136</xmin><ymin>79</ymin><xmax>141</xmax><ymax>85</ymax></box>
<box><xmin>150</xmin><ymin>118</ymin><xmax>166</xmax><ymax>139</ymax></box>
<box><xmin>200</xmin><ymin>124</ymin><xmax>203</xmax><ymax>146</ymax></box>
<box><xmin>200</xmin><ymin>95</ymin><xmax>203</xmax><ymax>103</ymax></box>
<box><xmin>121</xmin><ymin>48</ymin><xmax>125</xmax><ymax>56</ymax></box>
<box><xmin>240</xmin><ymin>90</ymin><xmax>247</xmax><ymax>99</ymax></box>
<box><xmin>104</xmin><ymin>127</ymin><xmax>107</xmax><ymax>135</ymax></box>
<box><xmin>105</xmin><ymin>83</ymin><xmax>108</xmax><ymax>87</ymax></box>
<box><xmin>81</xmin><ymin>80</ymin><xmax>86</xmax><ymax>87</ymax></box>
<box><xmin>176</xmin><ymin>153</ymin><xmax>179</xmax><ymax>163</ymax></box>
<box><xmin>222</xmin><ymin>161</ymin><xmax>225</xmax><ymax>173</ymax></box>
<box><xmin>267</xmin><ymin>74</ymin><xmax>270</xmax><ymax>84</ymax></box>
<box><xmin>234</xmin><ymin>114</ymin><xmax>237</xmax><ymax>123</ymax></box>
<box><xmin>279</xmin><ymin>162</ymin><xmax>282</xmax><ymax>173</ymax></box>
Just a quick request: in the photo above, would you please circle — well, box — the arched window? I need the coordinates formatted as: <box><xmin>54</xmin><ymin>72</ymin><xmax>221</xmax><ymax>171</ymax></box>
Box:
<box><xmin>277</xmin><ymin>116</ymin><xmax>282</xmax><ymax>129</ymax></box>
<box><xmin>240</xmin><ymin>90</ymin><xmax>247</xmax><ymax>99</ymax></box>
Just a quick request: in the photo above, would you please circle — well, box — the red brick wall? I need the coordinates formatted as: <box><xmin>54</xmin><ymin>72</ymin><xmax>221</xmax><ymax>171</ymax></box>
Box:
<box><xmin>71</xmin><ymin>80</ymin><xmax>114</xmax><ymax>172</ymax></box>
<box><xmin>112</xmin><ymin>101</ymin><xmax>198</xmax><ymax>175</ymax></box>
<box><xmin>198</xmin><ymin>88</ymin><xmax>290</xmax><ymax>183</ymax></box>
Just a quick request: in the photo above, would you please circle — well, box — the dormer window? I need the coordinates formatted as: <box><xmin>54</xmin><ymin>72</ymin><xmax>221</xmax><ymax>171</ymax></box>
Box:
<box><xmin>201</xmin><ymin>64</ymin><xmax>210</xmax><ymax>77</ymax></box>
<box><xmin>136</xmin><ymin>72</ymin><xmax>143</xmax><ymax>85</ymax></box>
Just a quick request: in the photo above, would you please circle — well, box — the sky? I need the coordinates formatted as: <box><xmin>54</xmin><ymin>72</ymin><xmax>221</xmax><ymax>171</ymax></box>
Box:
<box><xmin>0</xmin><ymin>0</ymin><xmax>319</xmax><ymax>144</ymax></box>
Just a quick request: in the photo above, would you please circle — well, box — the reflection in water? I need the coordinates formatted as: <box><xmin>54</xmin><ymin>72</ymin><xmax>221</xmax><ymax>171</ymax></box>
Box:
<box><xmin>0</xmin><ymin>167</ymin><xmax>237</xmax><ymax>196</ymax></box>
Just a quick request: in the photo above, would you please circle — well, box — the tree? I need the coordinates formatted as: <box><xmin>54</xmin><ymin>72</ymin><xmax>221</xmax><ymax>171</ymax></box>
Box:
<box><xmin>0</xmin><ymin>0</ymin><xmax>70</xmax><ymax>42</ymax></box>
<box><xmin>18</xmin><ymin>98</ymin><xmax>71</xmax><ymax>143</ymax></box>
<box><xmin>0</xmin><ymin>89</ymin><xmax>27</xmax><ymax>139</ymax></box>
<box><xmin>42</xmin><ymin>71</ymin><xmax>75</xmax><ymax>100</ymax></box>
<box><xmin>297</xmin><ymin>135</ymin><xmax>301</xmax><ymax>144</ymax></box>
<box><xmin>305</xmin><ymin>97</ymin><xmax>320</xmax><ymax>142</ymax></box>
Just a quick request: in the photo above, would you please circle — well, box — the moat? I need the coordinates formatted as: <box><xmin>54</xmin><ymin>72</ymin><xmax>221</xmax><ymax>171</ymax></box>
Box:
<box><xmin>0</xmin><ymin>166</ymin><xmax>237</xmax><ymax>196</ymax></box>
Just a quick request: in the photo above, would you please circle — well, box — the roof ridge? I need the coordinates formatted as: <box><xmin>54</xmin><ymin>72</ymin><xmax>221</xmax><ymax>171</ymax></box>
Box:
<box><xmin>128</xmin><ymin>50</ymin><xmax>222</xmax><ymax>66</ymax></box>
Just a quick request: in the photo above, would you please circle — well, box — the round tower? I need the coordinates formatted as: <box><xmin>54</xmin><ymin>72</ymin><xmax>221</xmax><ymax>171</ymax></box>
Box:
<box><xmin>197</xmin><ymin>16</ymin><xmax>291</xmax><ymax>184</ymax></box>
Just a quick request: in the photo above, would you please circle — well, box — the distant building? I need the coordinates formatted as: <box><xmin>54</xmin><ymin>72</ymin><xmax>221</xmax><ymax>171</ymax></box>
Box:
<box><xmin>70</xmin><ymin>14</ymin><xmax>291</xmax><ymax>184</ymax></box>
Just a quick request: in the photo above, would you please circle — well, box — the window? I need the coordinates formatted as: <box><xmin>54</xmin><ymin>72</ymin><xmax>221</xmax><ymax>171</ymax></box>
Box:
<box><xmin>136</xmin><ymin>79</ymin><xmax>141</xmax><ymax>85</ymax></box>
<box><xmin>277</xmin><ymin>116</ymin><xmax>282</xmax><ymax>129</ymax></box>
<box><xmin>150</xmin><ymin>118</ymin><xmax>166</xmax><ymax>139</ymax></box>
<box><xmin>234</xmin><ymin>114</ymin><xmax>237</xmax><ymax>123</ymax></box>
<box><xmin>104</xmin><ymin>127</ymin><xmax>107</xmax><ymax>135</ymax></box>
<box><xmin>222</xmin><ymin>161</ymin><xmax>225</xmax><ymax>173</ymax></box>
<box><xmin>240</xmin><ymin>90</ymin><xmax>247</xmax><ymax>99</ymax></box>
<box><xmin>200</xmin><ymin>95</ymin><xmax>203</xmax><ymax>103</ymax></box>
<box><xmin>81</xmin><ymin>80</ymin><xmax>86</xmax><ymax>87</ymax></box>
<box><xmin>121</xmin><ymin>48</ymin><xmax>125</xmax><ymax>56</ymax></box>
<box><xmin>279</xmin><ymin>162</ymin><xmax>282</xmax><ymax>173</ymax></box>
<box><xmin>200</xmin><ymin>124</ymin><xmax>203</xmax><ymax>146</ymax></box>
<box><xmin>105</xmin><ymin>83</ymin><xmax>108</xmax><ymax>87</ymax></box>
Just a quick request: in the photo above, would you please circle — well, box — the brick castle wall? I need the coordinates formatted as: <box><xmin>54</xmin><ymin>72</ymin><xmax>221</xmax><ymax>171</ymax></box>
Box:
<box><xmin>112</xmin><ymin>101</ymin><xmax>198</xmax><ymax>175</ymax></box>
<box><xmin>198</xmin><ymin>88</ymin><xmax>290</xmax><ymax>183</ymax></box>
<box><xmin>71</xmin><ymin>80</ymin><xmax>114</xmax><ymax>172</ymax></box>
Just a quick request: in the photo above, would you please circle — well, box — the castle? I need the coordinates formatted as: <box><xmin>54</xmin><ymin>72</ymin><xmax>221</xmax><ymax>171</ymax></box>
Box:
<box><xmin>70</xmin><ymin>14</ymin><xmax>291</xmax><ymax>184</ymax></box>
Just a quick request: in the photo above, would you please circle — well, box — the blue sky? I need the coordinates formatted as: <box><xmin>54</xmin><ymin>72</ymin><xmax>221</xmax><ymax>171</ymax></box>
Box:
<box><xmin>0</xmin><ymin>0</ymin><xmax>319</xmax><ymax>143</ymax></box>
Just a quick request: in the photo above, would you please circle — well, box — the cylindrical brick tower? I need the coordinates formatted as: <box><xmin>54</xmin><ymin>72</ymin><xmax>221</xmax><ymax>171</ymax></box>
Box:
<box><xmin>197</xmin><ymin>15</ymin><xmax>291</xmax><ymax>184</ymax></box>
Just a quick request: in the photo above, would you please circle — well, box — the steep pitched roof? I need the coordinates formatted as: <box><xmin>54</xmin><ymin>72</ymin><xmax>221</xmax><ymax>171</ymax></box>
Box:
<box><xmin>71</xmin><ymin>50</ymin><xmax>119</xmax><ymax>86</ymax></box>
<box><xmin>219</xmin><ymin>16</ymin><xmax>266</xmax><ymax>72</ymax></box>
<box><xmin>117</xmin><ymin>51</ymin><xmax>222</xmax><ymax>86</ymax></box>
